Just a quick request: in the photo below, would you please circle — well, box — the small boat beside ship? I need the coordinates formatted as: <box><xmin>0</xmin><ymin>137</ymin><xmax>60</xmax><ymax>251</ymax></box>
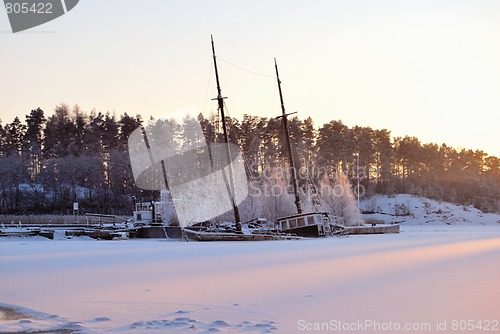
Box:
<box><xmin>276</xmin><ymin>212</ymin><xmax>345</xmax><ymax>237</ymax></box>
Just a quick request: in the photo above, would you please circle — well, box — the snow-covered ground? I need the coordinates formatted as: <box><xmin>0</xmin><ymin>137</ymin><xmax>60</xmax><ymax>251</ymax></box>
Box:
<box><xmin>360</xmin><ymin>194</ymin><xmax>500</xmax><ymax>226</ymax></box>
<box><xmin>1</xmin><ymin>196</ymin><xmax>500</xmax><ymax>333</ymax></box>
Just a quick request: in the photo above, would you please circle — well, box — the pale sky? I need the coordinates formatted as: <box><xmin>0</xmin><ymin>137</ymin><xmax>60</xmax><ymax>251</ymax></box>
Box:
<box><xmin>1</xmin><ymin>0</ymin><xmax>499</xmax><ymax>156</ymax></box>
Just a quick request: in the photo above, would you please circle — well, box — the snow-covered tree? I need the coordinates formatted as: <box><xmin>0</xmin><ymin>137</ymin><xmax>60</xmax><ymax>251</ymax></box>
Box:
<box><xmin>251</xmin><ymin>167</ymin><xmax>296</xmax><ymax>223</ymax></box>
<box><xmin>319</xmin><ymin>171</ymin><xmax>362</xmax><ymax>226</ymax></box>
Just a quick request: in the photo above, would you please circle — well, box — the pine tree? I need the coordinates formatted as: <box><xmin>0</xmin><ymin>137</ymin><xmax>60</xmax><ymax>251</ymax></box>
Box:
<box><xmin>353</xmin><ymin>126</ymin><xmax>375</xmax><ymax>186</ymax></box>
<box><xmin>0</xmin><ymin>119</ymin><xmax>6</xmax><ymax>157</ymax></box>
<box><xmin>316</xmin><ymin>120</ymin><xmax>348</xmax><ymax>176</ymax></box>
<box><xmin>23</xmin><ymin>108</ymin><xmax>46</xmax><ymax>179</ymax></box>
<box><xmin>238</xmin><ymin>114</ymin><xmax>261</xmax><ymax>176</ymax></box>
<box><xmin>301</xmin><ymin>117</ymin><xmax>316</xmax><ymax>172</ymax></box>
<box><xmin>373</xmin><ymin>129</ymin><xmax>393</xmax><ymax>194</ymax></box>
<box><xmin>118</xmin><ymin>113</ymin><xmax>142</xmax><ymax>149</ymax></box>
<box><xmin>394</xmin><ymin>136</ymin><xmax>423</xmax><ymax>181</ymax></box>
<box><xmin>83</xmin><ymin>111</ymin><xmax>105</xmax><ymax>155</ymax></box>
<box><xmin>43</xmin><ymin>104</ymin><xmax>76</xmax><ymax>158</ymax></box>
<box><xmin>4</xmin><ymin>116</ymin><xmax>26</xmax><ymax>156</ymax></box>
<box><xmin>69</xmin><ymin>105</ymin><xmax>87</xmax><ymax>156</ymax></box>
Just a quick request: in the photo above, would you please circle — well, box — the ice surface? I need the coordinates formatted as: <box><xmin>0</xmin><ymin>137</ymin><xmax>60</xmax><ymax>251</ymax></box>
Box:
<box><xmin>1</xmin><ymin>196</ymin><xmax>500</xmax><ymax>333</ymax></box>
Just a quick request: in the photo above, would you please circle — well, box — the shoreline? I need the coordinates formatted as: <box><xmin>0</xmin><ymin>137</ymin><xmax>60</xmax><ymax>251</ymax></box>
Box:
<box><xmin>0</xmin><ymin>306</ymin><xmax>29</xmax><ymax>321</ymax></box>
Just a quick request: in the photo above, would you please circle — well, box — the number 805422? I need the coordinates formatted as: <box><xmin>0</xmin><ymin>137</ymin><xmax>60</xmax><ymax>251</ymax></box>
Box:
<box><xmin>5</xmin><ymin>2</ymin><xmax>53</xmax><ymax>14</ymax></box>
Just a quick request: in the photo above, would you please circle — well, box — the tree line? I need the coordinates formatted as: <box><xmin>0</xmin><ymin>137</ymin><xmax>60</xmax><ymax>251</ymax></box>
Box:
<box><xmin>0</xmin><ymin>104</ymin><xmax>498</xmax><ymax>215</ymax></box>
<box><xmin>227</xmin><ymin>114</ymin><xmax>499</xmax><ymax>213</ymax></box>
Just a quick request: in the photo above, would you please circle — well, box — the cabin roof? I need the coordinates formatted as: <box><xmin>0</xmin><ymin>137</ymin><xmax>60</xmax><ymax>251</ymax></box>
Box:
<box><xmin>277</xmin><ymin>211</ymin><xmax>330</xmax><ymax>221</ymax></box>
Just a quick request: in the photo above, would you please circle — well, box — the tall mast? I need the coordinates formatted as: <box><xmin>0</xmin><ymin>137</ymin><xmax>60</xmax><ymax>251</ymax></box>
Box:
<box><xmin>274</xmin><ymin>58</ymin><xmax>302</xmax><ymax>214</ymax></box>
<box><xmin>211</xmin><ymin>35</ymin><xmax>241</xmax><ymax>223</ymax></box>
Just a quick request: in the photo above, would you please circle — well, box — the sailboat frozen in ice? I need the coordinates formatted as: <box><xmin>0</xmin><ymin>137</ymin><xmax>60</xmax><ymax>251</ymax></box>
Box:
<box><xmin>129</xmin><ymin>37</ymin><xmax>398</xmax><ymax>240</ymax></box>
<box><xmin>181</xmin><ymin>36</ymin><xmax>287</xmax><ymax>241</ymax></box>
<box><xmin>272</xmin><ymin>59</ymin><xmax>399</xmax><ymax>236</ymax></box>
<box><xmin>271</xmin><ymin>59</ymin><xmax>346</xmax><ymax>237</ymax></box>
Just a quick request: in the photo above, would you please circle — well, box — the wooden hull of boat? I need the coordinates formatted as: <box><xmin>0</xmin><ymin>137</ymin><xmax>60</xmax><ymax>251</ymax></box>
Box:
<box><xmin>344</xmin><ymin>224</ymin><xmax>400</xmax><ymax>235</ymax></box>
<box><xmin>183</xmin><ymin>228</ymin><xmax>281</xmax><ymax>241</ymax></box>
<box><xmin>0</xmin><ymin>229</ymin><xmax>39</xmax><ymax>237</ymax></box>
<box><xmin>281</xmin><ymin>224</ymin><xmax>327</xmax><ymax>238</ymax></box>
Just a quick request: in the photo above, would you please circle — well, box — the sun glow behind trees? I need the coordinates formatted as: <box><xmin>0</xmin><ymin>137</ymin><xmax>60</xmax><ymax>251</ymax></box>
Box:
<box><xmin>2</xmin><ymin>1</ymin><xmax>500</xmax><ymax>157</ymax></box>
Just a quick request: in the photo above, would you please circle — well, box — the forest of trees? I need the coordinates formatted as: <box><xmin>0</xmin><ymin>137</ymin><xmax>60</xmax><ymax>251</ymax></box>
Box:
<box><xmin>0</xmin><ymin>104</ymin><xmax>499</xmax><ymax>216</ymax></box>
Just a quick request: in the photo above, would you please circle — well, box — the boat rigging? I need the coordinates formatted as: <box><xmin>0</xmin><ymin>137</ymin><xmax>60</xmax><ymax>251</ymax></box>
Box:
<box><xmin>274</xmin><ymin>58</ymin><xmax>302</xmax><ymax>215</ymax></box>
<box><xmin>211</xmin><ymin>35</ymin><xmax>241</xmax><ymax>225</ymax></box>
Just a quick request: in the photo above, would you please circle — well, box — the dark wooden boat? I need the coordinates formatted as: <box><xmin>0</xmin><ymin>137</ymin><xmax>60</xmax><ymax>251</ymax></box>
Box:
<box><xmin>182</xmin><ymin>228</ymin><xmax>280</xmax><ymax>241</ymax></box>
